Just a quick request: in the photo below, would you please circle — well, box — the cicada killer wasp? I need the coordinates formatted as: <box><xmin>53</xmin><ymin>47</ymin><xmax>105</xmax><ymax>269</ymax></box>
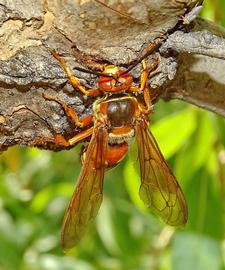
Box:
<box><xmin>36</xmin><ymin>51</ymin><xmax>188</xmax><ymax>250</ymax></box>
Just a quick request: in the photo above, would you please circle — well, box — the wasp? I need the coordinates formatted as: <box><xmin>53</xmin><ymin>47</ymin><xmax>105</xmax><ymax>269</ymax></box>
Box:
<box><xmin>36</xmin><ymin>51</ymin><xmax>188</xmax><ymax>250</ymax></box>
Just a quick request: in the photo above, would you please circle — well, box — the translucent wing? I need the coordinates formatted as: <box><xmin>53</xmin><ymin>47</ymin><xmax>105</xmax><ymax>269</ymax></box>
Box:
<box><xmin>135</xmin><ymin>118</ymin><xmax>188</xmax><ymax>226</ymax></box>
<box><xmin>61</xmin><ymin>126</ymin><xmax>107</xmax><ymax>250</ymax></box>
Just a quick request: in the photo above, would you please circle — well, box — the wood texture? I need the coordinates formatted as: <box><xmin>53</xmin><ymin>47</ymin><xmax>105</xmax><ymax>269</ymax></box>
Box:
<box><xmin>1</xmin><ymin>0</ymin><xmax>224</xmax><ymax>152</ymax></box>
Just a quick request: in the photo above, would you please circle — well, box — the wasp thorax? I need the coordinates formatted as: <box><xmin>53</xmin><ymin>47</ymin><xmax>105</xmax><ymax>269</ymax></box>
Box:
<box><xmin>107</xmin><ymin>98</ymin><xmax>135</xmax><ymax>127</ymax></box>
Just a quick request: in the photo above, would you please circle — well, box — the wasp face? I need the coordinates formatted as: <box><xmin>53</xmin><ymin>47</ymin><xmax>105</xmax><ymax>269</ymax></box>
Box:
<box><xmin>98</xmin><ymin>66</ymin><xmax>133</xmax><ymax>93</ymax></box>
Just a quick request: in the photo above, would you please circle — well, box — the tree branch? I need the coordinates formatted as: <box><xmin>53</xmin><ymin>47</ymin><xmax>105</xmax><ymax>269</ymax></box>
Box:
<box><xmin>0</xmin><ymin>0</ymin><xmax>224</xmax><ymax>152</ymax></box>
<box><xmin>160</xmin><ymin>18</ymin><xmax>225</xmax><ymax>116</ymax></box>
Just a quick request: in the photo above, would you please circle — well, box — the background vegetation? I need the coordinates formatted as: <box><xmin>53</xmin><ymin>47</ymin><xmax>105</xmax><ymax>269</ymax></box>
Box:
<box><xmin>0</xmin><ymin>1</ymin><xmax>224</xmax><ymax>269</ymax></box>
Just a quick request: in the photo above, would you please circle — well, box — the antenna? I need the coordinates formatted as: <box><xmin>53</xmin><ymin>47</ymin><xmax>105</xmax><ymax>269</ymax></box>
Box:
<box><xmin>123</xmin><ymin>40</ymin><xmax>162</xmax><ymax>74</ymax></box>
<box><xmin>73</xmin><ymin>66</ymin><xmax>114</xmax><ymax>78</ymax></box>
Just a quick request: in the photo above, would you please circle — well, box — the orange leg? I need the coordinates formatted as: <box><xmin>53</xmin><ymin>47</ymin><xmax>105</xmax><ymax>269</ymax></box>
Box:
<box><xmin>142</xmin><ymin>57</ymin><xmax>159</xmax><ymax>113</ymax></box>
<box><xmin>31</xmin><ymin>127</ymin><xmax>94</xmax><ymax>147</ymax></box>
<box><xmin>129</xmin><ymin>57</ymin><xmax>159</xmax><ymax>93</ymax></box>
<box><xmin>52</xmin><ymin>51</ymin><xmax>101</xmax><ymax>96</ymax></box>
<box><xmin>129</xmin><ymin>58</ymin><xmax>159</xmax><ymax>113</ymax></box>
<box><xmin>43</xmin><ymin>93</ymin><xmax>93</xmax><ymax>128</ymax></box>
<box><xmin>30</xmin><ymin>94</ymin><xmax>94</xmax><ymax>147</ymax></box>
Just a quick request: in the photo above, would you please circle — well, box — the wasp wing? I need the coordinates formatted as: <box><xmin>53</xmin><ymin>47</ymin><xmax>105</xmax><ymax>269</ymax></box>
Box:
<box><xmin>61</xmin><ymin>126</ymin><xmax>107</xmax><ymax>250</ymax></box>
<box><xmin>135</xmin><ymin>119</ymin><xmax>188</xmax><ymax>226</ymax></box>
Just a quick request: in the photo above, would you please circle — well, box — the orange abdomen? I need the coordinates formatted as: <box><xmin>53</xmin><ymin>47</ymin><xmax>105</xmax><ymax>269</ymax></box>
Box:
<box><xmin>106</xmin><ymin>143</ymin><xmax>128</xmax><ymax>168</ymax></box>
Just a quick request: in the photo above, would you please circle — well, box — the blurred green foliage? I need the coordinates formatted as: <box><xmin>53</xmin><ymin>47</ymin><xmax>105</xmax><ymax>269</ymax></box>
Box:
<box><xmin>0</xmin><ymin>1</ymin><xmax>225</xmax><ymax>269</ymax></box>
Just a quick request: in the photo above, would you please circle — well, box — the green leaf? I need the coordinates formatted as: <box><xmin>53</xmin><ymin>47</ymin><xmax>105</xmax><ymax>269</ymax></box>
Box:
<box><xmin>123</xmin><ymin>159</ymin><xmax>146</xmax><ymax>212</ymax></box>
<box><xmin>172</xmin><ymin>232</ymin><xmax>223</xmax><ymax>270</ymax></box>
<box><xmin>191</xmin><ymin>113</ymin><xmax>215</xmax><ymax>170</ymax></box>
<box><xmin>30</xmin><ymin>183</ymin><xmax>73</xmax><ymax>212</ymax></box>
<box><xmin>174</xmin><ymin>112</ymin><xmax>215</xmax><ymax>187</ymax></box>
<box><xmin>0</xmin><ymin>235</ymin><xmax>21</xmax><ymax>270</ymax></box>
<box><xmin>96</xmin><ymin>199</ymin><xmax>121</xmax><ymax>255</ymax></box>
<box><xmin>185</xmin><ymin>169</ymin><xmax>224</xmax><ymax>239</ymax></box>
<box><xmin>151</xmin><ymin>109</ymin><xmax>196</xmax><ymax>159</ymax></box>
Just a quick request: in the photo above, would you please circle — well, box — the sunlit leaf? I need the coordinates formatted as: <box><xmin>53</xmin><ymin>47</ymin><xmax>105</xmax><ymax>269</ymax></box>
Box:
<box><xmin>96</xmin><ymin>199</ymin><xmax>121</xmax><ymax>255</ymax></box>
<box><xmin>185</xmin><ymin>169</ymin><xmax>224</xmax><ymax>239</ymax></box>
<box><xmin>151</xmin><ymin>109</ymin><xmax>197</xmax><ymax>159</ymax></box>
<box><xmin>124</xmin><ymin>159</ymin><xmax>146</xmax><ymax>212</ymax></box>
<box><xmin>174</xmin><ymin>111</ymin><xmax>215</xmax><ymax>187</ymax></box>
<box><xmin>31</xmin><ymin>183</ymin><xmax>73</xmax><ymax>212</ymax></box>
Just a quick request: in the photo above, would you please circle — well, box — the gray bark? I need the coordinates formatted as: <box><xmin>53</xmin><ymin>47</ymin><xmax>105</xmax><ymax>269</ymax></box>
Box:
<box><xmin>160</xmin><ymin>18</ymin><xmax>225</xmax><ymax>117</ymax></box>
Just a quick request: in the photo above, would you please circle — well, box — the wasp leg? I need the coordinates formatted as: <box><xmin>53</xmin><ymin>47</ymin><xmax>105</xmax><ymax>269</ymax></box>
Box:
<box><xmin>52</xmin><ymin>51</ymin><xmax>101</xmax><ymax>96</ymax></box>
<box><xmin>43</xmin><ymin>93</ymin><xmax>93</xmax><ymax>128</ymax></box>
<box><xmin>31</xmin><ymin>127</ymin><xmax>94</xmax><ymax>147</ymax></box>
<box><xmin>142</xmin><ymin>57</ymin><xmax>159</xmax><ymax>113</ymax></box>
<box><xmin>127</xmin><ymin>60</ymin><xmax>148</xmax><ymax>94</ymax></box>
<box><xmin>128</xmin><ymin>57</ymin><xmax>158</xmax><ymax>93</ymax></box>
<box><xmin>30</xmin><ymin>93</ymin><xmax>94</xmax><ymax>148</ymax></box>
<box><xmin>139</xmin><ymin>58</ymin><xmax>159</xmax><ymax>91</ymax></box>
<box><xmin>129</xmin><ymin>58</ymin><xmax>159</xmax><ymax>113</ymax></box>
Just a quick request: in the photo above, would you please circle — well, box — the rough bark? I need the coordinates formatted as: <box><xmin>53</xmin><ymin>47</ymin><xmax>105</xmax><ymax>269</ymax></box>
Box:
<box><xmin>160</xmin><ymin>18</ymin><xmax>225</xmax><ymax>116</ymax></box>
<box><xmin>0</xmin><ymin>0</ymin><xmax>224</xmax><ymax>152</ymax></box>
